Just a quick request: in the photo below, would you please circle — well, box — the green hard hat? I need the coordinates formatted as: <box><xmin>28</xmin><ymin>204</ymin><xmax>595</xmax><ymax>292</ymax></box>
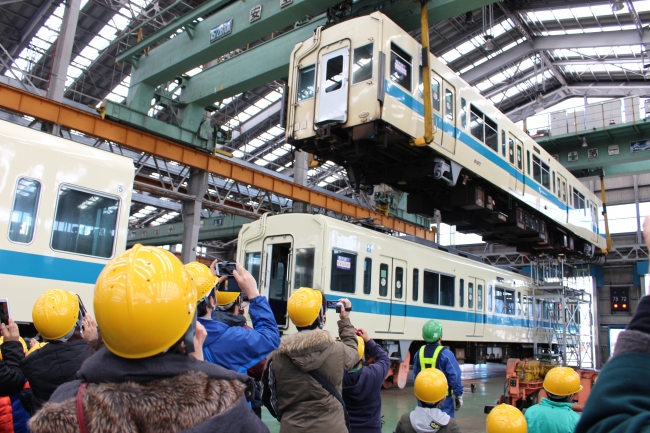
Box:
<box><xmin>422</xmin><ymin>320</ymin><xmax>443</xmax><ymax>343</ymax></box>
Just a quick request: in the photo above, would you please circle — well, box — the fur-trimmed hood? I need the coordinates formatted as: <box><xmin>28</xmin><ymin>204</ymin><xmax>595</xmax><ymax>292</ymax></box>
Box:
<box><xmin>275</xmin><ymin>329</ymin><xmax>336</xmax><ymax>372</ymax></box>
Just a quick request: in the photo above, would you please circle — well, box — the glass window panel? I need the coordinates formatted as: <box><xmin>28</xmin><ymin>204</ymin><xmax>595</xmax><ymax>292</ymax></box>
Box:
<box><xmin>440</xmin><ymin>274</ymin><xmax>455</xmax><ymax>306</ymax></box>
<box><xmin>352</xmin><ymin>43</ymin><xmax>373</xmax><ymax>84</ymax></box>
<box><xmin>445</xmin><ymin>88</ymin><xmax>454</xmax><ymax>120</ymax></box>
<box><xmin>325</xmin><ymin>56</ymin><xmax>344</xmax><ymax>93</ymax></box>
<box><xmin>244</xmin><ymin>252</ymin><xmax>261</xmax><ymax>287</ymax></box>
<box><xmin>294</xmin><ymin>248</ymin><xmax>315</xmax><ymax>289</ymax></box>
<box><xmin>485</xmin><ymin>120</ymin><xmax>498</xmax><ymax>152</ymax></box>
<box><xmin>9</xmin><ymin>178</ymin><xmax>41</xmax><ymax>244</ymax></box>
<box><xmin>423</xmin><ymin>271</ymin><xmax>439</xmax><ymax>305</ymax></box>
<box><xmin>477</xmin><ymin>284</ymin><xmax>483</xmax><ymax>310</ymax></box>
<box><xmin>461</xmin><ymin>98</ymin><xmax>467</xmax><ymax>128</ymax></box>
<box><xmin>488</xmin><ymin>285</ymin><xmax>493</xmax><ymax>312</ymax></box>
<box><xmin>379</xmin><ymin>263</ymin><xmax>389</xmax><ymax>297</ymax></box>
<box><xmin>470</xmin><ymin>105</ymin><xmax>484</xmax><ymax>142</ymax></box>
<box><xmin>459</xmin><ymin>279</ymin><xmax>464</xmax><ymax>308</ymax></box>
<box><xmin>502</xmin><ymin>130</ymin><xmax>506</xmax><ymax>157</ymax></box>
<box><xmin>432</xmin><ymin>78</ymin><xmax>440</xmax><ymax>111</ymax></box>
<box><xmin>363</xmin><ymin>258</ymin><xmax>372</xmax><ymax>295</ymax></box>
<box><xmin>413</xmin><ymin>268</ymin><xmax>419</xmax><ymax>301</ymax></box>
<box><xmin>517</xmin><ymin>145</ymin><xmax>522</xmax><ymax>170</ymax></box>
<box><xmin>390</xmin><ymin>43</ymin><xmax>412</xmax><ymax>91</ymax></box>
<box><xmin>468</xmin><ymin>283</ymin><xmax>474</xmax><ymax>309</ymax></box>
<box><xmin>517</xmin><ymin>292</ymin><xmax>522</xmax><ymax>316</ymax></box>
<box><xmin>51</xmin><ymin>185</ymin><xmax>119</xmax><ymax>258</ymax></box>
<box><xmin>297</xmin><ymin>65</ymin><xmax>315</xmax><ymax>101</ymax></box>
<box><xmin>509</xmin><ymin>138</ymin><xmax>515</xmax><ymax>164</ymax></box>
<box><xmin>395</xmin><ymin>267</ymin><xmax>404</xmax><ymax>299</ymax></box>
<box><xmin>330</xmin><ymin>249</ymin><xmax>357</xmax><ymax>293</ymax></box>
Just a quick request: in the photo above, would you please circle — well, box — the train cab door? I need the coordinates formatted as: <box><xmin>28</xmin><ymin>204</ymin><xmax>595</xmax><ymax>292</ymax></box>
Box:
<box><xmin>388</xmin><ymin>258</ymin><xmax>407</xmax><ymax>333</ymax></box>
<box><xmin>441</xmin><ymin>80</ymin><xmax>456</xmax><ymax>154</ymax></box>
<box><xmin>507</xmin><ymin>134</ymin><xmax>524</xmax><ymax>196</ymax></box>
<box><xmin>314</xmin><ymin>42</ymin><xmax>350</xmax><ymax>125</ymax></box>
<box><xmin>466</xmin><ymin>277</ymin><xmax>485</xmax><ymax>337</ymax></box>
<box><xmin>261</xmin><ymin>235</ymin><xmax>293</xmax><ymax>330</ymax></box>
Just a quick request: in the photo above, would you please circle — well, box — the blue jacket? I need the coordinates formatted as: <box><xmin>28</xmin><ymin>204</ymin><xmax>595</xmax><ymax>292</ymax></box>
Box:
<box><xmin>413</xmin><ymin>343</ymin><xmax>463</xmax><ymax>418</ymax></box>
<box><xmin>198</xmin><ymin>296</ymin><xmax>280</xmax><ymax>374</ymax></box>
<box><xmin>342</xmin><ymin>339</ymin><xmax>391</xmax><ymax>433</ymax></box>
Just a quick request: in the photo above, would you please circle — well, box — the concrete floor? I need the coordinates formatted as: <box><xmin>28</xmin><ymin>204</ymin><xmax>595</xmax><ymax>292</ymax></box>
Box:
<box><xmin>262</xmin><ymin>363</ymin><xmax>507</xmax><ymax>433</ymax></box>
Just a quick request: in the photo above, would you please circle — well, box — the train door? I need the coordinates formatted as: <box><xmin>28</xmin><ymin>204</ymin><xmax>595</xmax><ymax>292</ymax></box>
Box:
<box><xmin>507</xmin><ymin>134</ymin><xmax>524</xmax><ymax>196</ymax></box>
<box><xmin>466</xmin><ymin>277</ymin><xmax>485</xmax><ymax>337</ymax></box>
<box><xmin>314</xmin><ymin>42</ymin><xmax>350</xmax><ymax>125</ymax></box>
<box><xmin>441</xmin><ymin>80</ymin><xmax>456</xmax><ymax>154</ymax></box>
<box><xmin>376</xmin><ymin>261</ymin><xmax>392</xmax><ymax>332</ymax></box>
<box><xmin>261</xmin><ymin>235</ymin><xmax>293</xmax><ymax>329</ymax></box>
<box><xmin>557</xmin><ymin>173</ymin><xmax>568</xmax><ymax>223</ymax></box>
<box><xmin>389</xmin><ymin>258</ymin><xmax>407</xmax><ymax>333</ymax></box>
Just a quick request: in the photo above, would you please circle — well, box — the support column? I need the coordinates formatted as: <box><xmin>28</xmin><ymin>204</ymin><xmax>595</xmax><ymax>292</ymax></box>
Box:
<box><xmin>181</xmin><ymin>168</ymin><xmax>209</xmax><ymax>263</ymax></box>
<box><xmin>292</xmin><ymin>150</ymin><xmax>310</xmax><ymax>213</ymax></box>
<box><xmin>634</xmin><ymin>174</ymin><xmax>641</xmax><ymax>245</ymax></box>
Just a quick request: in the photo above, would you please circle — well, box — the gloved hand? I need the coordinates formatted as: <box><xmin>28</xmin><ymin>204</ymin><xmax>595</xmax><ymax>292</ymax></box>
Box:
<box><xmin>455</xmin><ymin>396</ymin><xmax>463</xmax><ymax>411</ymax></box>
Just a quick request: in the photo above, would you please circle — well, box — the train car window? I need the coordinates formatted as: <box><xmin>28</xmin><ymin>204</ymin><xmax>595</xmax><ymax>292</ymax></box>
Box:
<box><xmin>516</xmin><ymin>145</ymin><xmax>522</xmax><ymax>170</ymax></box>
<box><xmin>445</xmin><ymin>88</ymin><xmax>454</xmax><ymax>121</ymax></box>
<box><xmin>484</xmin><ymin>116</ymin><xmax>498</xmax><ymax>152</ymax></box>
<box><xmin>591</xmin><ymin>203</ymin><xmax>598</xmax><ymax>231</ymax></box>
<box><xmin>244</xmin><ymin>252</ymin><xmax>262</xmax><ymax>287</ymax></box>
<box><xmin>352</xmin><ymin>43</ymin><xmax>374</xmax><ymax>84</ymax></box>
<box><xmin>363</xmin><ymin>258</ymin><xmax>372</xmax><ymax>295</ymax></box>
<box><xmin>294</xmin><ymin>248</ymin><xmax>315</xmax><ymax>290</ymax></box>
<box><xmin>517</xmin><ymin>292</ymin><xmax>522</xmax><ymax>316</ymax></box>
<box><xmin>395</xmin><ymin>267</ymin><xmax>404</xmax><ymax>299</ymax></box>
<box><xmin>527</xmin><ymin>151</ymin><xmax>531</xmax><ymax>175</ymax></box>
<box><xmin>9</xmin><ymin>177</ymin><xmax>41</xmax><ymax>244</ymax></box>
<box><xmin>379</xmin><ymin>264</ymin><xmax>389</xmax><ymax>297</ymax></box>
<box><xmin>325</xmin><ymin>55</ymin><xmax>344</xmax><ymax>93</ymax></box>
<box><xmin>423</xmin><ymin>271</ymin><xmax>439</xmax><ymax>305</ymax></box>
<box><xmin>508</xmin><ymin>138</ymin><xmax>515</xmax><ymax>164</ymax></box>
<box><xmin>469</xmin><ymin>105</ymin><xmax>497</xmax><ymax>152</ymax></box>
<box><xmin>523</xmin><ymin>295</ymin><xmax>528</xmax><ymax>320</ymax></box>
<box><xmin>297</xmin><ymin>65</ymin><xmax>315</xmax><ymax>101</ymax></box>
<box><xmin>390</xmin><ymin>43</ymin><xmax>412</xmax><ymax>92</ymax></box>
<box><xmin>573</xmin><ymin>188</ymin><xmax>586</xmax><ymax>213</ymax></box>
<box><xmin>470</xmin><ymin>105</ymin><xmax>484</xmax><ymax>143</ymax></box>
<box><xmin>468</xmin><ymin>283</ymin><xmax>474</xmax><ymax>309</ymax></box>
<box><xmin>501</xmin><ymin>130</ymin><xmax>506</xmax><ymax>157</ymax></box>
<box><xmin>495</xmin><ymin>287</ymin><xmax>515</xmax><ymax>315</ymax></box>
<box><xmin>459</xmin><ymin>279</ymin><xmax>464</xmax><ymax>308</ymax></box>
<box><xmin>331</xmin><ymin>249</ymin><xmax>357</xmax><ymax>293</ymax></box>
<box><xmin>432</xmin><ymin>78</ymin><xmax>440</xmax><ymax>111</ymax></box>
<box><xmin>488</xmin><ymin>285</ymin><xmax>493</xmax><ymax>312</ymax></box>
<box><xmin>413</xmin><ymin>268</ymin><xmax>419</xmax><ymax>301</ymax></box>
<box><xmin>477</xmin><ymin>284</ymin><xmax>483</xmax><ymax>310</ymax></box>
<box><xmin>440</xmin><ymin>274</ymin><xmax>454</xmax><ymax>306</ymax></box>
<box><xmin>461</xmin><ymin>98</ymin><xmax>467</xmax><ymax>128</ymax></box>
<box><xmin>562</xmin><ymin>180</ymin><xmax>567</xmax><ymax>203</ymax></box>
<box><xmin>557</xmin><ymin>176</ymin><xmax>562</xmax><ymax>198</ymax></box>
<box><xmin>51</xmin><ymin>185</ymin><xmax>119</xmax><ymax>258</ymax></box>
<box><xmin>552</xmin><ymin>173</ymin><xmax>556</xmax><ymax>194</ymax></box>
<box><xmin>532</xmin><ymin>155</ymin><xmax>551</xmax><ymax>189</ymax></box>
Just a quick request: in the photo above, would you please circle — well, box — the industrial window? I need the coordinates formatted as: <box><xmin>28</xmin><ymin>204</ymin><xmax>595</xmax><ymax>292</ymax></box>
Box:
<box><xmin>495</xmin><ymin>287</ymin><xmax>515</xmax><ymax>315</ymax></box>
<box><xmin>517</xmin><ymin>291</ymin><xmax>522</xmax><ymax>316</ymax></box>
<box><xmin>501</xmin><ymin>130</ymin><xmax>506</xmax><ymax>157</ymax></box>
<box><xmin>469</xmin><ymin>105</ymin><xmax>497</xmax><ymax>152</ymax></box>
<box><xmin>244</xmin><ymin>252</ymin><xmax>262</xmax><ymax>287</ymax></box>
<box><xmin>413</xmin><ymin>268</ymin><xmax>419</xmax><ymax>301</ymax></box>
<box><xmin>379</xmin><ymin>263</ymin><xmax>389</xmax><ymax>297</ymax></box>
<box><xmin>468</xmin><ymin>282</ymin><xmax>474</xmax><ymax>309</ymax></box>
<box><xmin>459</xmin><ymin>279</ymin><xmax>464</xmax><ymax>308</ymax></box>
<box><xmin>352</xmin><ymin>43</ymin><xmax>373</xmax><ymax>84</ymax></box>
<box><xmin>363</xmin><ymin>258</ymin><xmax>372</xmax><ymax>295</ymax></box>
<box><xmin>432</xmin><ymin>78</ymin><xmax>440</xmax><ymax>111</ymax></box>
<box><xmin>573</xmin><ymin>188</ymin><xmax>586</xmax><ymax>214</ymax></box>
<box><xmin>51</xmin><ymin>185</ymin><xmax>119</xmax><ymax>258</ymax></box>
<box><xmin>461</xmin><ymin>98</ymin><xmax>467</xmax><ymax>128</ymax></box>
<box><xmin>423</xmin><ymin>271</ymin><xmax>455</xmax><ymax>306</ymax></box>
<box><xmin>297</xmin><ymin>65</ymin><xmax>315</xmax><ymax>101</ymax></box>
<box><xmin>509</xmin><ymin>138</ymin><xmax>515</xmax><ymax>164</ymax></box>
<box><xmin>9</xmin><ymin>177</ymin><xmax>41</xmax><ymax>244</ymax></box>
<box><xmin>533</xmin><ymin>155</ymin><xmax>551</xmax><ymax>190</ymax></box>
<box><xmin>330</xmin><ymin>249</ymin><xmax>357</xmax><ymax>293</ymax></box>
<box><xmin>324</xmin><ymin>55</ymin><xmax>344</xmax><ymax>93</ymax></box>
<box><xmin>395</xmin><ymin>267</ymin><xmax>404</xmax><ymax>299</ymax></box>
<box><xmin>488</xmin><ymin>285</ymin><xmax>493</xmax><ymax>312</ymax></box>
<box><xmin>445</xmin><ymin>88</ymin><xmax>454</xmax><ymax>121</ymax></box>
<box><xmin>390</xmin><ymin>43</ymin><xmax>412</xmax><ymax>91</ymax></box>
<box><xmin>294</xmin><ymin>248</ymin><xmax>315</xmax><ymax>289</ymax></box>
<box><xmin>477</xmin><ymin>284</ymin><xmax>483</xmax><ymax>310</ymax></box>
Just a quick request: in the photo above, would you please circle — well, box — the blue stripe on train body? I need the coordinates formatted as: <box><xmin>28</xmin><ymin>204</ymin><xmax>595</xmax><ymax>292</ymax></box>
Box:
<box><xmin>383</xmin><ymin>80</ymin><xmax>604</xmax><ymax>240</ymax></box>
<box><xmin>0</xmin><ymin>249</ymin><xmax>105</xmax><ymax>284</ymax></box>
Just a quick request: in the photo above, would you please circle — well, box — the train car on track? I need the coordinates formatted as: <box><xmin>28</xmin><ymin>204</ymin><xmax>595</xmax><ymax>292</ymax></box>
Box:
<box><xmin>0</xmin><ymin>119</ymin><xmax>134</xmax><ymax>326</ymax></box>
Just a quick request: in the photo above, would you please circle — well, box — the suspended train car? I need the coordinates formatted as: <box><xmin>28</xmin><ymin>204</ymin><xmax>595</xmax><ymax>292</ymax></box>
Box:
<box><xmin>0</xmin><ymin>120</ymin><xmax>134</xmax><ymax>325</ymax></box>
<box><xmin>285</xmin><ymin>12</ymin><xmax>605</xmax><ymax>256</ymax></box>
<box><xmin>238</xmin><ymin>213</ymin><xmax>561</xmax><ymax>368</ymax></box>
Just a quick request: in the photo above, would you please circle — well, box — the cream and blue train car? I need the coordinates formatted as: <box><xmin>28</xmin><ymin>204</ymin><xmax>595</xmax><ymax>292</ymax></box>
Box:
<box><xmin>285</xmin><ymin>12</ymin><xmax>604</xmax><ymax>257</ymax></box>
<box><xmin>0</xmin><ymin>119</ymin><xmax>134</xmax><ymax>326</ymax></box>
<box><xmin>238</xmin><ymin>213</ymin><xmax>551</xmax><ymax>365</ymax></box>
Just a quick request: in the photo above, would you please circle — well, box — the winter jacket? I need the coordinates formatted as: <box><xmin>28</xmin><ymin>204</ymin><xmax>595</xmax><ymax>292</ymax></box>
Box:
<box><xmin>0</xmin><ymin>341</ymin><xmax>25</xmax><ymax>397</ymax></box>
<box><xmin>19</xmin><ymin>338</ymin><xmax>89</xmax><ymax>413</ymax></box>
<box><xmin>413</xmin><ymin>344</ymin><xmax>463</xmax><ymax>418</ymax></box>
<box><xmin>262</xmin><ymin>318</ymin><xmax>359</xmax><ymax>433</ymax></box>
<box><xmin>395</xmin><ymin>407</ymin><xmax>462</xmax><ymax>433</ymax></box>
<box><xmin>0</xmin><ymin>397</ymin><xmax>11</xmax><ymax>433</ymax></box>
<box><xmin>29</xmin><ymin>346</ymin><xmax>269</xmax><ymax>433</ymax></box>
<box><xmin>342</xmin><ymin>339</ymin><xmax>391</xmax><ymax>433</ymax></box>
<box><xmin>199</xmin><ymin>296</ymin><xmax>280</xmax><ymax>374</ymax></box>
<box><xmin>9</xmin><ymin>392</ymin><xmax>30</xmax><ymax>433</ymax></box>
<box><xmin>524</xmin><ymin>398</ymin><xmax>580</xmax><ymax>433</ymax></box>
<box><xmin>575</xmin><ymin>295</ymin><xmax>650</xmax><ymax>433</ymax></box>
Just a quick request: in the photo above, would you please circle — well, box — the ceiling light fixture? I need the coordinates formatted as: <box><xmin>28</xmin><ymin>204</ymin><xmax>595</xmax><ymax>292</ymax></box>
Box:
<box><xmin>612</xmin><ymin>0</ymin><xmax>625</xmax><ymax>12</ymax></box>
<box><xmin>582</xmin><ymin>137</ymin><xmax>588</xmax><ymax>148</ymax></box>
<box><xmin>482</xmin><ymin>4</ymin><xmax>495</xmax><ymax>51</ymax></box>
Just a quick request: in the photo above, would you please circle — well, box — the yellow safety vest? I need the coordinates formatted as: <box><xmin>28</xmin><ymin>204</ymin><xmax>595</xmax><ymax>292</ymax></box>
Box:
<box><xmin>418</xmin><ymin>345</ymin><xmax>453</xmax><ymax>396</ymax></box>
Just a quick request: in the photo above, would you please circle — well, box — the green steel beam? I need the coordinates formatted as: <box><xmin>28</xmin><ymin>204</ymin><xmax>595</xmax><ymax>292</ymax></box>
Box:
<box><xmin>535</xmin><ymin>120</ymin><xmax>650</xmax><ymax>177</ymax></box>
<box><xmin>127</xmin><ymin>215</ymin><xmax>252</xmax><ymax>247</ymax></box>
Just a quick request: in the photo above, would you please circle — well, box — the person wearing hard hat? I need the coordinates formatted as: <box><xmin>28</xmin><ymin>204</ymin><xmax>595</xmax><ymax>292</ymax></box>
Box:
<box><xmin>524</xmin><ymin>367</ymin><xmax>581</xmax><ymax>433</ymax></box>
<box><xmin>486</xmin><ymin>404</ymin><xmax>527</xmax><ymax>433</ymax></box>
<box><xmin>342</xmin><ymin>328</ymin><xmax>390</xmax><ymax>433</ymax></box>
<box><xmin>413</xmin><ymin>320</ymin><xmax>463</xmax><ymax>418</ymax></box>
<box><xmin>262</xmin><ymin>288</ymin><xmax>359</xmax><ymax>433</ymax></box>
<box><xmin>395</xmin><ymin>368</ymin><xmax>461</xmax><ymax>433</ymax></box>
<box><xmin>29</xmin><ymin>245</ymin><xmax>268</xmax><ymax>433</ymax></box>
<box><xmin>19</xmin><ymin>289</ymin><xmax>98</xmax><ymax>413</ymax></box>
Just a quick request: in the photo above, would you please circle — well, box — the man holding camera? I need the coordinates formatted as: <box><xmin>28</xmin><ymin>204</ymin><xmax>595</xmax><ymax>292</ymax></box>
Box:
<box><xmin>198</xmin><ymin>261</ymin><xmax>280</xmax><ymax>377</ymax></box>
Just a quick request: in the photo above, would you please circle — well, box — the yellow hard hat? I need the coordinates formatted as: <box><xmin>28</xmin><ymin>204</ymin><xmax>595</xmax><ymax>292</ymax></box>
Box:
<box><xmin>27</xmin><ymin>341</ymin><xmax>48</xmax><ymax>356</ymax></box>
<box><xmin>357</xmin><ymin>335</ymin><xmax>365</xmax><ymax>360</ymax></box>
<box><xmin>414</xmin><ymin>368</ymin><xmax>448</xmax><ymax>404</ymax></box>
<box><xmin>216</xmin><ymin>290</ymin><xmax>240</xmax><ymax>307</ymax></box>
<box><xmin>184</xmin><ymin>261</ymin><xmax>218</xmax><ymax>301</ymax></box>
<box><xmin>543</xmin><ymin>366</ymin><xmax>583</xmax><ymax>396</ymax></box>
<box><xmin>486</xmin><ymin>404</ymin><xmax>527</xmax><ymax>433</ymax></box>
<box><xmin>32</xmin><ymin>289</ymin><xmax>80</xmax><ymax>341</ymax></box>
<box><xmin>0</xmin><ymin>336</ymin><xmax>28</xmax><ymax>360</ymax></box>
<box><xmin>287</xmin><ymin>287</ymin><xmax>323</xmax><ymax>328</ymax></box>
<box><xmin>94</xmin><ymin>244</ymin><xmax>196</xmax><ymax>359</ymax></box>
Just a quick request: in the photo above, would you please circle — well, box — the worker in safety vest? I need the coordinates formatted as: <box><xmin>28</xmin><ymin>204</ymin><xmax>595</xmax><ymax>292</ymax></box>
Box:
<box><xmin>413</xmin><ymin>320</ymin><xmax>463</xmax><ymax>418</ymax></box>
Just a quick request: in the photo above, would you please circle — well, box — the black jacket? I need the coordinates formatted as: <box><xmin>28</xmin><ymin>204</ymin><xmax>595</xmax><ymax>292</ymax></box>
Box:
<box><xmin>0</xmin><ymin>340</ymin><xmax>25</xmax><ymax>396</ymax></box>
<box><xmin>19</xmin><ymin>338</ymin><xmax>89</xmax><ymax>412</ymax></box>
<box><xmin>29</xmin><ymin>347</ymin><xmax>269</xmax><ymax>433</ymax></box>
